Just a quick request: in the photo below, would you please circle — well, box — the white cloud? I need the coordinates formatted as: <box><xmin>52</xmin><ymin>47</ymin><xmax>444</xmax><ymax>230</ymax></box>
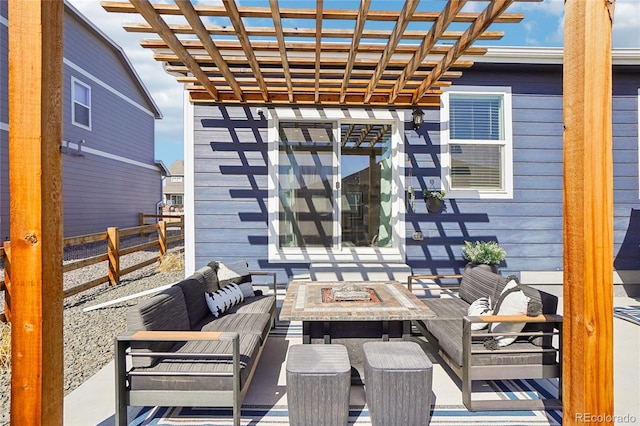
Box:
<box><xmin>613</xmin><ymin>0</ymin><xmax>640</xmax><ymax>48</ymax></box>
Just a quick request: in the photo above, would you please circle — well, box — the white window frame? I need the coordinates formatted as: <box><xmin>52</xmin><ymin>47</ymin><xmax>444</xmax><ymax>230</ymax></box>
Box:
<box><xmin>267</xmin><ymin>108</ymin><xmax>406</xmax><ymax>263</ymax></box>
<box><xmin>440</xmin><ymin>86</ymin><xmax>514</xmax><ymax>199</ymax></box>
<box><xmin>71</xmin><ymin>77</ymin><xmax>92</xmax><ymax>130</ymax></box>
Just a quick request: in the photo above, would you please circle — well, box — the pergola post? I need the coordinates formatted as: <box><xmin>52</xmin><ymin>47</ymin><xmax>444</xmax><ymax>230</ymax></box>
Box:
<box><xmin>563</xmin><ymin>0</ymin><xmax>614</xmax><ymax>424</ymax></box>
<box><xmin>8</xmin><ymin>0</ymin><xmax>64</xmax><ymax>424</ymax></box>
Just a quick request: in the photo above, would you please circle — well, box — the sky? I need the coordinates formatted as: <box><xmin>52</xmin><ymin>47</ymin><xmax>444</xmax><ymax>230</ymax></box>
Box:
<box><xmin>67</xmin><ymin>0</ymin><xmax>640</xmax><ymax>167</ymax></box>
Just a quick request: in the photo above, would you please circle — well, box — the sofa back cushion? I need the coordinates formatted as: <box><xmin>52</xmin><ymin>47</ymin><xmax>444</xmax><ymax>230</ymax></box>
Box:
<box><xmin>126</xmin><ymin>285</ymin><xmax>190</xmax><ymax>367</ymax></box>
<box><xmin>520</xmin><ymin>284</ymin><xmax>559</xmax><ymax>346</ymax></box>
<box><xmin>176</xmin><ymin>277</ymin><xmax>211</xmax><ymax>329</ymax></box>
<box><xmin>459</xmin><ymin>266</ymin><xmax>508</xmax><ymax>305</ymax></box>
<box><xmin>195</xmin><ymin>265</ymin><xmax>220</xmax><ymax>293</ymax></box>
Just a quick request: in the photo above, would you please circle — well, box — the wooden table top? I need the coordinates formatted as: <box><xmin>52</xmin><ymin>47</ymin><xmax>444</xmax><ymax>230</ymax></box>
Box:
<box><xmin>279</xmin><ymin>280</ymin><xmax>436</xmax><ymax>322</ymax></box>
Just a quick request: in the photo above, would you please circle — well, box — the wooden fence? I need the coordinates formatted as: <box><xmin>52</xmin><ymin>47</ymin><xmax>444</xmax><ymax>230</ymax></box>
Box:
<box><xmin>0</xmin><ymin>215</ymin><xmax>184</xmax><ymax>323</ymax></box>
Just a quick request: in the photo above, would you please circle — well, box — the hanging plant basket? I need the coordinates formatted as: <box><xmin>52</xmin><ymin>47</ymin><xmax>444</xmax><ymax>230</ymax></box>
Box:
<box><xmin>426</xmin><ymin>197</ymin><xmax>443</xmax><ymax>213</ymax></box>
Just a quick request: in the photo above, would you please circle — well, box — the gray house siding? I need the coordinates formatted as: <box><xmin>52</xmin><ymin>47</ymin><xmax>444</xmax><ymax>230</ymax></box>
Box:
<box><xmin>191</xmin><ymin>62</ymin><xmax>639</xmax><ymax>283</ymax></box>
<box><xmin>1</xmin><ymin>3</ymin><xmax>162</xmax><ymax>239</ymax></box>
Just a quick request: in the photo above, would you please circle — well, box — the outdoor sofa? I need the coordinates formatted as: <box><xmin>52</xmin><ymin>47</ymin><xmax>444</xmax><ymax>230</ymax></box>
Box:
<box><xmin>408</xmin><ymin>266</ymin><xmax>563</xmax><ymax>411</ymax></box>
<box><xmin>114</xmin><ymin>261</ymin><xmax>277</xmax><ymax>426</ymax></box>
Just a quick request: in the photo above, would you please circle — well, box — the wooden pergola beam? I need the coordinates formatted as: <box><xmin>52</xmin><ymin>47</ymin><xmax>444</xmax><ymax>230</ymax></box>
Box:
<box><xmin>125</xmin><ymin>22</ymin><xmax>506</xmax><ymax>41</ymax></box>
<box><xmin>413</xmin><ymin>0</ymin><xmax>515</xmax><ymax>103</ymax></box>
<box><xmin>562</xmin><ymin>0</ymin><xmax>615</xmax><ymax>423</ymax></box>
<box><xmin>269</xmin><ymin>0</ymin><xmax>294</xmax><ymax>102</ymax></box>
<box><xmin>131</xmin><ymin>0</ymin><xmax>219</xmax><ymax>101</ymax></box>
<box><xmin>340</xmin><ymin>0</ymin><xmax>371</xmax><ymax>103</ymax></box>
<box><xmin>8</xmin><ymin>0</ymin><xmax>64</xmax><ymax>424</ymax></box>
<box><xmin>364</xmin><ymin>0</ymin><xmax>419</xmax><ymax>103</ymax></box>
<box><xmin>176</xmin><ymin>0</ymin><xmax>243</xmax><ymax>101</ymax></box>
<box><xmin>102</xmin><ymin>1</ymin><xmax>526</xmax><ymax>23</ymax></box>
<box><xmin>314</xmin><ymin>0</ymin><xmax>323</xmax><ymax>103</ymax></box>
<box><xmin>391</xmin><ymin>0</ymin><xmax>468</xmax><ymax>103</ymax></box>
<box><xmin>223</xmin><ymin>0</ymin><xmax>269</xmax><ymax>102</ymax></box>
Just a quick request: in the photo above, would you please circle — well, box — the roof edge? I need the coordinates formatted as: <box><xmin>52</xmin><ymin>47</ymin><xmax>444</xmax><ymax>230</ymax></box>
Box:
<box><xmin>463</xmin><ymin>46</ymin><xmax>640</xmax><ymax>65</ymax></box>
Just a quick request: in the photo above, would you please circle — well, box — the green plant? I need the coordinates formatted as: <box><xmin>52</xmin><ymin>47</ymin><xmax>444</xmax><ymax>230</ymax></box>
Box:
<box><xmin>423</xmin><ymin>189</ymin><xmax>445</xmax><ymax>200</ymax></box>
<box><xmin>461</xmin><ymin>240</ymin><xmax>506</xmax><ymax>265</ymax></box>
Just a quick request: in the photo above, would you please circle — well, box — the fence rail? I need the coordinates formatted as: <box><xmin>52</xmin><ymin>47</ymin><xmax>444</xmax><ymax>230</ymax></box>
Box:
<box><xmin>0</xmin><ymin>214</ymin><xmax>184</xmax><ymax>323</ymax></box>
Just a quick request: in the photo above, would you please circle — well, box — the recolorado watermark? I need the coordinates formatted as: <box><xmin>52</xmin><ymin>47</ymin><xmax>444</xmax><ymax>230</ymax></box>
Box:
<box><xmin>575</xmin><ymin>413</ymin><xmax>637</xmax><ymax>423</ymax></box>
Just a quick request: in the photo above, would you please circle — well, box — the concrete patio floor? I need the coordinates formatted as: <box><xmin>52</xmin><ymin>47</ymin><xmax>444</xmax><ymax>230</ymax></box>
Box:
<box><xmin>63</xmin><ymin>295</ymin><xmax>640</xmax><ymax>425</ymax></box>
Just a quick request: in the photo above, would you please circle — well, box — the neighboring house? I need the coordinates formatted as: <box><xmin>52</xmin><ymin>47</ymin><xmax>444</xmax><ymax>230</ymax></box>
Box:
<box><xmin>0</xmin><ymin>1</ymin><xmax>163</xmax><ymax>238</ymax></box>
<box><xmin>183</xmin><ymin>47</ymin><xmax>640</xmax><ymax>294</ymax></box>
<box><xmin>163</xmin><ymin>160</ymin><xmax>184</xmax><ymax>212</ymax></box>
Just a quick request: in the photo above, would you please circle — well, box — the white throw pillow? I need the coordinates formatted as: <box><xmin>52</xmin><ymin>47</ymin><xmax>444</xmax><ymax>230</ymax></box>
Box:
<box><xmin>205</xmin><ymin>283</ymin><xmax>244</xmax><ymax>318</ymax></box>
<box><xmin>467</xmin><ymin>297</ymin><xmax>493</xmax><ymax>331</ymax></box>
<box><xmin>489</xmin><ymin>278</ymin><xmax>530</xmax><ymax>347</ymax></box>
<box><xmin>212</xmin><ymin>260</ymin><xmax>252</xmax><ymax>287</ymax></box>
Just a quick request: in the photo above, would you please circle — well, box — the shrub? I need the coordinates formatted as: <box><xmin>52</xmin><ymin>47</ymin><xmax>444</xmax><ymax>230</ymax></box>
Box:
<box><xmin>461</xmin><ymin>240</ymin><xmax>506</xmax><ymax>265</ymax></box>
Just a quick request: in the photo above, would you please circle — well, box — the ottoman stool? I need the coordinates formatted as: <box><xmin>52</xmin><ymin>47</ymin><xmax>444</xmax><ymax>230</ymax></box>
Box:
<box><xmin>363</xmin><ymin>341</ymin><xmax>433</xmax><ymax>426</ymax></box>
<box><xmin>286</xmin><ymin>344</ymin><xmax>351</xmax><ymax>426</ymax></box>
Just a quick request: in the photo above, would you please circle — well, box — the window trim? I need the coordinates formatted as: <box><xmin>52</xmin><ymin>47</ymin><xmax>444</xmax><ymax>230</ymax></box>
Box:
<box><xmin>441</xmin><ymin>86</ymin><xmax>514</xmax><ymax>199</ymax></box>
<box><xmin>267</xmin><ymin>108</ymin><xmax>406</xmax><ymax>263</ymax></box>
<box><xmin>71</xmin><ymin>77</ymin><xmax>92</xmax><ymax>130</ymax></box>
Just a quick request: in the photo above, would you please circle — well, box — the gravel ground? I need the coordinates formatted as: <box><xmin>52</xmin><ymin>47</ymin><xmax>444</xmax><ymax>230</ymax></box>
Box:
<box><xmin>0</xmin><ymin>246</ymin><xmax>184</xmax><ymax>425</ymax></box>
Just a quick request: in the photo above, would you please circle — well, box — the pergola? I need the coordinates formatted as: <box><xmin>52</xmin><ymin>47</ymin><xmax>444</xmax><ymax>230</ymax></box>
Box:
<box><xmin>7</xmin><ymin>1</ymin><xmax>615</xmax><ymax>425</ymax></box>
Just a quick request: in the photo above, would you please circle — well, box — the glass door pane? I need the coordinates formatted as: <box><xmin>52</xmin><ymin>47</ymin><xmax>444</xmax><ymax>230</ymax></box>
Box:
<box><xmin>278</xmin><ymin>122</ymin><xmax>335</xmax><ymax>248</ymax></box>
<box><xmin>340</xmin><ymin>123</ymin><xmax>393</xmax><ymax>248</ymax></box>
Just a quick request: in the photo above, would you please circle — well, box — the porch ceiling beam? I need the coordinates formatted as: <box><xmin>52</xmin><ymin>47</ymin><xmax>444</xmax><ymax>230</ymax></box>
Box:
<box><xmin>314</xmin><ymin>0</ymin><xmax>323</xmax><ymax>103</ymax></box>
<box><xmin>175</xmin><ymin>0</ymin><xmax>242</xmax><ymax>101</ymax></box>
<box><xmin>413</xmin><ymin>0</ymin><xmax>515</xmax><ymax>103</ymax></box>
<box><xmin>354</xmin><ymin>125</ymin><xmax>374</xmax><ymax>148</ymax></box>
<box><xmin>222</xmin><ymin>0</ymin><xmax>269</xmax><ymax>102</ymax></box>
<box><xmin>166</xmin><ymin>64</ymin><xmax>463</xmax><ymax>81</ymax></box>
<box><xmin>153</xmin><ymin>52</ymin><xmax>474</xmax><ymax>69</ymax></box>
<box><xmin>125</xmin><ymin>22</ymin><xmax>505</xmax><ymax>42</ymax></box>
<box><xmin>340</xmin><ymin>0</ymin><xmax>371</xmax><ymax>103</ymax></box>
<box><xmin>363</xmin><ymin>0</ymin><xmax>419</xmax><ymax>103</ymax></box>
<box><xmin>103</xmin><ymin>2</ymin><xmax>525</xmax><ymax>23</ymax></box>
<box><xmin>269</xmin><ymin>0</ymin><xmax>294</xmax><ymax>102</ymax></box>
<box><xmin>130</xmin><ymin>0</ymin><xmax>219</xmax><ymax>101</ymax></box>
<box><xmin>140</xmin><ymin>38</ymin><xmax>488</xmax><ymax>57</ymax></box>
<box><xmin>188</xmin><ymin>90</ymin><xmax>442</xmax><ymax>107</ymax></box>
<box><xmin>390</xmin><ymin>0</ymin><xmax>468</xmax><ymax>103</ymax></box>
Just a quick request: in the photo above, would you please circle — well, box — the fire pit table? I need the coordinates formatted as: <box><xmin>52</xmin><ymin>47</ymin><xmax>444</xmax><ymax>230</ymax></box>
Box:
<box><xmin>280</xmin><ymin>280</ymin><xmax>436</xmax><ymax>344</ymax></box>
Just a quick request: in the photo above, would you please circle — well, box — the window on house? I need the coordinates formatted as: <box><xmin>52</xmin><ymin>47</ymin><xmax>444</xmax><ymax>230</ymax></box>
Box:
<box><xmin>72</xmin><ymin>78</ymin><xmax>91</xmax><ymax>130</ymax></box>
<box><xmin>441</xmin><ymin>87</ymin><xmax>513</xmax><ymax>198</ymax></box>
<box><xmin>268</xmin><ymin>110</ymin><xmax>405</xmax><ymax>263</ymax></box>
<box><xmin>170</xmin><ymin>195</ymin><xmax>183</xmax><ymax>205</ymax></box>
<box><xmin>171</xmin><ymin>176</ymin><xmax>183</xmax><ymax>183</ymax></box>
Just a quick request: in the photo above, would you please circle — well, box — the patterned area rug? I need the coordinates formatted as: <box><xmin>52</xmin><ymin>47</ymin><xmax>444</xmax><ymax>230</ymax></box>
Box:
<box><xmin>614</xmin><ymin>306</ymin><xmax>640</xmax><ymax>325</ymax></box>
<box><xmin>130</xmin><ymin>323</ymin><xmax>563</xmax><ymax>426</ymax></box>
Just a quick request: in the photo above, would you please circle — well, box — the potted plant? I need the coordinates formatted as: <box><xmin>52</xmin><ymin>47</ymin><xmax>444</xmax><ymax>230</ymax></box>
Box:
<box><xmin>423</xmin><ymin>189</ymin><xmax>445</xmax><ymax>213</ymax></box>
<box><xmin>461</xmin><ymin>240</ymin><xmax>506</xmax><ymax>273</ymax></box>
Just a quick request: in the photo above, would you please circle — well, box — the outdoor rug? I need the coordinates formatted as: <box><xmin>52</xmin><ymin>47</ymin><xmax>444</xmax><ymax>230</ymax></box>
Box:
<box><xmin>614</xmin><ymin>306</ymin><xmax>640</xmax><ymax>326</ymax></box>
<box><xmin>130</xmin><ymin>322</ymin><xmax>563</xmax><ymax>426</ymax></box>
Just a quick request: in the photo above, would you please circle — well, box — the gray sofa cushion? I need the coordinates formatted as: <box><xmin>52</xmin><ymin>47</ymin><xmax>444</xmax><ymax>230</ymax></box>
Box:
<box><xmin>195</xmin><ymin>265</ymin><xmax>220</xmax><ymax>293</ymax></box>
<box><xmin>458</xmin><ymin>267</ymin><xmax>508</xmax><ymax>305</ymax></box>
<box><xmin>176</xmin><ymin>277</ymin><xmax>210</xmax><ymax>329</ymax></box>
<box><xmin>129</xmin><ymin>333</ymin><xmax>262</xmax><ymax>391</ymax></box>
<box><xmin>127</xmin><ymin>286</ymin><xmax>191</xmax><ymax>367</ymax></box>
<box><xmin>201</xmin><ymin>313</ymin><xmax>272</xmax><ymax>344</ymax></box>
<box><xmin>226</xmin><ymin>294</ymin><xmax>275</xmax><ymax>316</ymax></box>
<box><xmin>428</xmin><ymin>318</ymin><xmax>557</xmax><ymax>368</ymax></box>
<box><xmin>421</xmin><ymin>297</ymin><xmax>469</xmax><ymax>321</ymax></box>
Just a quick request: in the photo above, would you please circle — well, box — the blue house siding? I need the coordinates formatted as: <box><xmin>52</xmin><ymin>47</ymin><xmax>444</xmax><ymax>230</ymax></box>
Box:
<box><xmin>408</xmin><ymin>63</ymin><xmax>639</xmax><ymax>279</ymax></box>
<box><xmin>190</xmin><ymin>60</ymin><xmax>639</xmax><ymax>285</ymax></box>
<box><xmin>1</xmin><ymin>3</ymin><xmax>162</xmax><ymax>238</ymax></box>
<box><xmin>192</xmin><ymin>105</ymin><xmax>307</xmax><ymax>282</ymax></box>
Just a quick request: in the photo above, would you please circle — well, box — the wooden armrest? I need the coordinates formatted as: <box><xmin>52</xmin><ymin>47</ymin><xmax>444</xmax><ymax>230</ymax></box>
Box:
<box><xmin>117</xmin><ymin>330</ymin><xmax>238</xmax><ymax>342</ymax></box>
<box><xmin>464</xmin><ymin>314</ymin><xmax>563</xmax><ymax>324</ymax></box>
